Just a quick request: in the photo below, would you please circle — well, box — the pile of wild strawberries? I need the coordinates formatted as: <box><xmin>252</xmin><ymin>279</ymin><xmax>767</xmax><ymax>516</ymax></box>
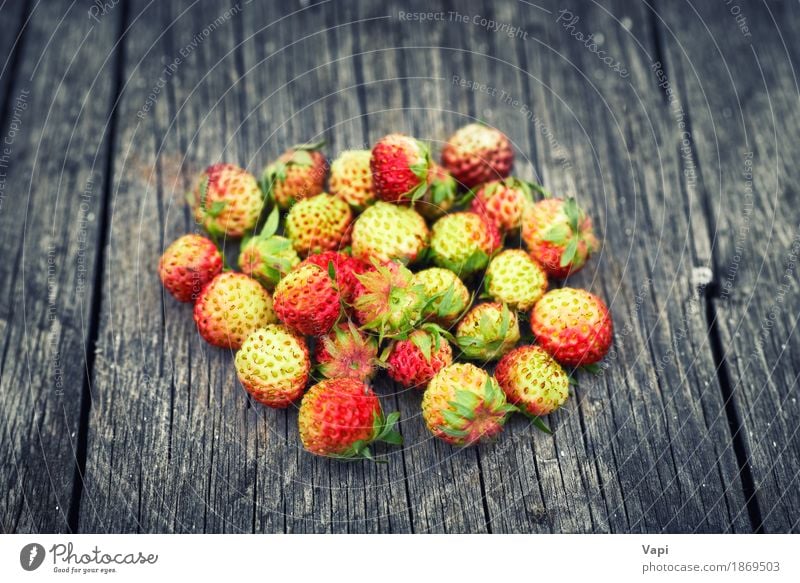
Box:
<box><xmin>158</xmin><ymin>124</ymin><xmax>612</xmax><ymax>460</ymax></box>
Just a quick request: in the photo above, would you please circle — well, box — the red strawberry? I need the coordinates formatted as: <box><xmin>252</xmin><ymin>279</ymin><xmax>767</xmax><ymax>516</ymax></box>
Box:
<box><xmin>158</xmin><ymin>234</ymin><xmax>223</xmax><ymax>302</ymax></box>
<box><xmin>470</xmin><ymin>177</ymin><xmax>537</xmax><ymax>232</ymax></box>
<box><xmin>298</xmin><ymin>378</ymin><xmax>402</xmax><ymax>459</ymax></box>
<box><xmin>522</xmin><ymin>197</ymin><xmax>599</xmax><ymax>279</ymax></box>
<box><xmin>188</xmin><ymin>163</ymin><xmax>264</xmax><ymax>238</ymax></box>
<box><xmin>193</xmin><ymin>272</ymin><xmax>277</xmax><ymax>349</ymax></box>
<box><xmin>303</xmin><ymin>251</ymin><xmax>369</xmax><ymax>305</ymax></box>
<box><xmin>315</xmin><ymin>321</ymin><xmax>379</xmax><ymax>382</ymax></box>
<box><xmin>262</xmin><ymin>142</ymin><xmax>328</xmax><ymax>209</ymax></box>
<box><xmin>530</xmin><ymin>288</ymin><xmax>612</xmax><ymax>367</ymax></box>
<box><xmin>273</xmin><ymin>262</ymin><xmax>341</xmax><ymax>336</ymax></box>
<box><xmin>386</xmin><ymin>329</ymin><xmax>453</xmax><ymax>389</ymax></box>
<box><xmin>370</xmin><ymin>134</ymin><xmax>431</xmax><ymax>203</ymax></box>
<box><xmin>441</xmin><ymin>123</ymin><xmax>513</xmax><ymax>189</ymax></box>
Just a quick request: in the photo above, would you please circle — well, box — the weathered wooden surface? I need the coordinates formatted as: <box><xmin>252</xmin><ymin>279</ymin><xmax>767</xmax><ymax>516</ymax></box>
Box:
<box><xmin>0</xmin><ymin>0</ymin><xmax>798</xmax><ymax>533</ymax></box>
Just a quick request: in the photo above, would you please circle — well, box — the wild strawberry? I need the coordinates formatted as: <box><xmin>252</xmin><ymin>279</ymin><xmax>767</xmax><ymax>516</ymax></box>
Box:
<box><xmin>370</xmin><ymin>134</ymin><xmax>431</xmax><ymax>203</ymax></box>
<box><xmin>238</xmin><ymin>207</ymin><xmax>299</xmax><ymax>289</ymax></box>
<box><xmin>261</xmin><ymin>142</ymin><xmax>328</xmax><ymax>209</ymax></box>
<box><xmin>193</xmin><ymin>272</ymin><xmax>277</xmax><ymax>349</ymax></box>
<box><xmin>455</xmin><ymin>302</ymin><xmax>520</xmax><ymax>361</ymax></box>
<box><xmin>329</xmin><ymin>150</ymin><xmax>375</xmax><ymax>211</ymax></box>
<box><xmin>284</xmin><ymin>193</ymin><xmax>353</xmax><ymax>256</ymax></box>
<box><xmin>422</xmin><ymin>363</ymin><xmax>515</xmax><ymax>446</ymax></box>
<box><xmin>386</xmin><ymin>329</ymin><xmax>453</xmax><ymax>389</ymax></box>
<box><xmin>315</xmin><ymin>322</ymin><xmax>379</xmax><ymax>382</ymax></box>
<box><xmin>495</xmin><ymin>345</ymin><xmax>569</xmax><ymax>417</ymax></box>
<box><xmin>522</xmin><ymin>197</ymin><xmax>599</xmax><ymax>279</ymax></box>
<box><xmin>484</xmin><ymin>249</ymin><xmax>548</xmax><ymax>311</ymax></box>
<box><xmin>235</xmin><ymin>325</ymin><xmax>310</xmax><ymax>408</ymax></box>
<box><xmin>353</xmin><ymin>261</ymin><xmax>425</xmax><ymax>339</ymax></box>
<box><xmin>158</xmin><ymin>234</ymin><xmax>223</xmax><ymax>303</ymax></box>
<box><xmin>411</xmin><ymin>267</ymin><xmax>471</xmax><ymax>327</ymax></box>
<box><xmin>429</xmin><ymin>211</ymin><xmax>501</xmax><ymax>278</ymax></box>
<box><xmin>414</xmin><ymin>163</ymin><xmax>457</xmax><ymax>220</ymax></box>
<box><xmin>441</xmin><ymin>123</ymin><xmax>513</xmax><ymax>189</ymax></box>
<box><xmin>303</xmin><ymin>251</ymin><xmax>369</xmax><ymax>305</ymax></box>
<box><xmin>298</xmin><ymin>378</ymin><xmax>402</xmax><ymax>459</ymax></box>
<box><xmin>470</xmin><ymin>177</ymin><xmax>538</xmax><ymax>232</ymax></box>
<box><xmin>273</xmin><ymin>262</ymin><xmax>341</xmax><ymax>336</ymax></box>
<box><xmin>188</xmin><ymin>163</ymin><xmax>264</xmax><ymax>238</ymax></box>
<box><xmin>531</xmin><ymin>288</ymin><xmax>612</xmax><ymax>366</ymax></box>
<box><xmin>350</xmin><ymin>201</ymin><xmax>429</xmax><ymax>265</ymax></box>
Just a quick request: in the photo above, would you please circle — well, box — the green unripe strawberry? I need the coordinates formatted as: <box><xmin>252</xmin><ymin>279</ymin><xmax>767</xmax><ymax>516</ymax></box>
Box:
<box><xmin>351</xmin><ymin>201</ymin><xmax>429</xmax><ymax>265</ymax></box>
<box><xmin>495</xmin><ymin>345</ymin><xmax>569</xmax><ymax>416</ymax></box>
<box><xmin>484</xmin><ymin>249</ymin><xmax>548</xmax><ymax>311</ymax></box>
<box><xmin>412</xmin><ymin>267</ymin><xmax>470</xmax><ymax>327</ymax></box>
<box><xmin>238</xmin><ymin>207</ymin><xmax>299</xmax><ymax>289</ymax></box>
<box><xmin>429</xmin><ymin>212</ymin><xmax>501</xmax><ymax>278</ymax></box>
<box><xmin>455</xmin><ymin>302</ymin><xmax>520</xmax><ymax>361</ymax></box>
<box><xmin>422</xmin><ymin>363</ymin><xmax>515</xmax><ymax>446</ymax></box>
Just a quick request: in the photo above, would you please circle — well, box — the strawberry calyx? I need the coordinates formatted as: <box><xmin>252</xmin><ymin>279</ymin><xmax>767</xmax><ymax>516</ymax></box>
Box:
<box><xmin>439</xmin><ymin>378</ymin><xmax>516</xmax><ymax>442</ymax></box>
<box><xmin>541</xmin><ymin>197</ymin><xmax>597</xmax><ymax>268</ymax></box>
<box><xmin>329</xmin><ymin>410</ymin><xmax>403</xmax><ymax>462</ymax></box>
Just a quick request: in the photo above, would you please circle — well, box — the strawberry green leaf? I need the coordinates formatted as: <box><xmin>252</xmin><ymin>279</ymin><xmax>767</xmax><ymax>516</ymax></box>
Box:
<box><xmin>409</xmin><ymin>162</ymin><xmax>429</xmax><ymax>181</ymax></box>
<box><xmin>440</xmin><ymin>425</ymin><xmax>469</xmax><ymax>438</ymax></box>
<box><xmin>564</xmin><ymin>197</ymin><xmax>580</xmax><ymax>233</ymax></box>
<box><xmin>260</xmin><ymin>205</ymin><xmax>280</xmax><ymax>238</ymax></box>
<box><xmin>207</xmin><ymin>200</ymin><xmax>227</xmax><ymax>218</ymax></box>
<box><xmin>410</xmin><ymin>331</ymin><xmax>433</xmax><ymax>363</ymax></box>
<box><xmin>530</xmin><ymin>416</ymin><xmax>553</xmax><ymax>434</ymax></box>
<box><xmin>560</xmin><ymin>236</ymin><xmax>579</xmax><ymax>267</ymax></box>
<box><xmin>327</xmin><ymin>260</ymin><xmax>337</xmax><ymax>282</ymax></box>
<box><xmin>441</xmin><ymin>409</ymin><xmax>466</xmax><ymax>428</ymax></box>
<box><xmin>198</xmin><ymin>175</ymin><xmax>209</xmax><ymax>208</ymax></box>
<box><xmin>375</xmin><ymin>411</ymin><xmax>403</xmax><ymax>445</ymax></box>
<box><xmin>582</xmin><ymin>363</ymin><xmax>602</xmax><ymax>374</ymax></box>
<box><xmin>543</xmin><ymin>224</ymin><xmax>571</xmax><ymax>245</ymax></box>
<box><xmin>527</xmin><ymin>181</ymin><xmax>552</xmax><ymax>199</ymax></box>
<box><xmin>288</xmin><ymin>149</ymin><xmax>313</xmax><ymax>167</ymax></box>
<box><xmin>292</xmin><ymin>140</ymin><xmax>325</xmax><ymax>151</ymax></box>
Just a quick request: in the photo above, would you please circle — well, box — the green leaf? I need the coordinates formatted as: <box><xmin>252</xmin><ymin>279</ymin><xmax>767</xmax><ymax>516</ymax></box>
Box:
<box><xmin>582</xmin><ymin>363</ymin><xmax>602</xmax><ymax>374</ymax></box>
<box><xmin>409</xmin><ymin>182</ymin><xmax>428</xmax><ymax>202</ymax></box>
<box><xmin>528</xmin><ymin>181</ymin><xmax>552</xmax><ymax>199</ymax></box>
<box><xmin>327</xmin><ymin>260</ymin><xmax>337</xmax><ymax>282</ymax></box>
<box><xmin>543</xmin><ymin>224</ymin><xmax>571</xmax><ymax>245</ymax></box>
<box><xmin>288</xmin><ymin>149</ymin><xmax>313</xmax><ymax>167</ymax></box>
<box><xmin>560</xmin><ymin>236</ymin><xmax>579</xmax><ymax>267</ymax></box>
<box><xmin>448</xmin><ymin>400</ymin><xmax>476</xmax><ymax>420</ymax></box>
<box><xmin>260</xmin><ymin>205</ymin><xmax>280</xmax><ymax>238</ymax></box>
<box><xmin>198</xmin><ymin>175</ymin><xmax>209</xmax><ymax>207</ymax></box>
<box><xmin>410</xmin><ymin>332</ymin><xmax>433</xmax><ymax>363</ymax></box>
<box><xmin>436</xmin><ymin>284</ymin><xmax>458</xmax><ymax>317</ymax></box>
<box><xmin>409</xmin><ymin>162</ymin><xmax>429</xmax><ymax>180</ymax></box>
<box><xmin>375</xmin><ymin>411</ymin><xmax>403</xmax><ymax>445</ymax></box>
<box><xmin>292</xmin><ymin>140</ymin><xmax>325</xmax><ymax>151</ymax></box>
<box><xmin>207</xmin><ymin>200</ymin><xmax>227</xmax><ymax>218</ymax></box>
<box><xmin>564</xmin><ymin>197</ymin><xmax>580</xmax><ymax>232</ymax></box>
<box><xmin>440</xmin><ymin>425</ymin><xmax>469</xmax><ymax>438</ymax></box>
<box><xmin>530</xmin><ymin>416</ymin><xmax>553</xmax><ymax>434</ymax></box>
<box><xmin>441</xmin><ymin>409</ymin><xmax>466</xmax><ymax>428</ymax></box>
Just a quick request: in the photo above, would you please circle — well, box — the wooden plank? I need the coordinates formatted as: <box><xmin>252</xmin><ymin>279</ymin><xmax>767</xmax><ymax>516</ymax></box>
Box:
<box><xmin>0</xmin><ymin>1</ymin><xmax>28</xmax><ymax>118</ymax></box>
<box><xmin>476</xmin><ymin>0</ymin><xmax>750</xmax><ymax>532</ymax></box>
<box><xmin>0</xmin><ymin>2</ymin><xmax>120</xmax><ymax>532</ymax></box>
<box><xmin>655</xmin><ymin>0</ymin><xmax>800</xmax><ymax>533</ymax></box>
